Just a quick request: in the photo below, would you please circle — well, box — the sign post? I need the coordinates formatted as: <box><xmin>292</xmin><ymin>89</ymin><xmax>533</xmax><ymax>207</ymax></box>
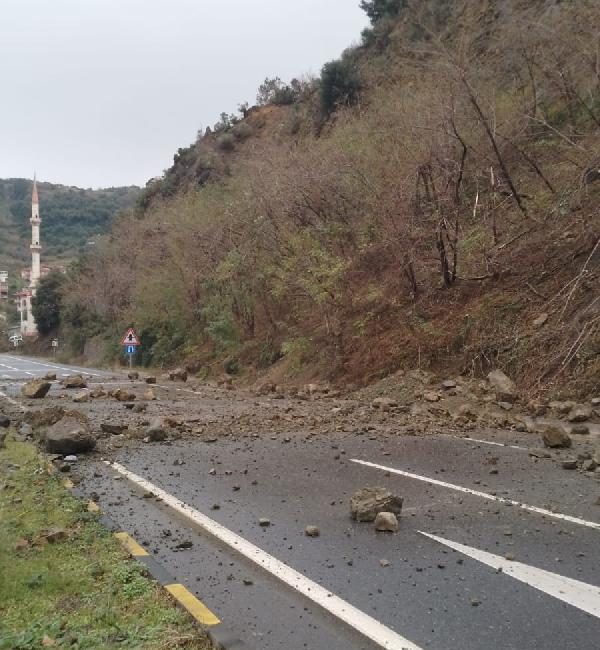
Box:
<box><xmin>51</xmin><ymin>338</ymin><xmax>58</xmax><ymax>358</ymax></box>
<box><xmin>121</xmin><ymin>328</ymin><xmax>140</xmax><ymax>369</ymax></box>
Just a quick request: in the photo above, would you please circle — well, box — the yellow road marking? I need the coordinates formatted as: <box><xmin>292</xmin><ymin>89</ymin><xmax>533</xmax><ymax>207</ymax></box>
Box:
<box><xmin>165</xmin><ymin>583</ymin><xmax>221</xmax><ymax>626</ymax></box>
<box><xmin>114</xmin><ymin>531</ymin><xmax>149</xmax><ymax>557</ymax></box>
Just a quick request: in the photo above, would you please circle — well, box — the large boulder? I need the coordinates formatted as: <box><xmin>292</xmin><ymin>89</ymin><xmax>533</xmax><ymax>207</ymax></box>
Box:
<box><xmin>45</xmin><ymin>417</ymin><xmax>96</xmax><ymax>454</ymax></box>
<box><xmin>571</xmin><ymin>424</ymin><xmax>590</xmax><ymax>435</ymax></box>
<box><xmin>541</xmin><ymin>425</ymin><xmax>572</xmax><ymax>449</ymax></box>
<box><xmin>487</xmin><ymin>370</ymin><xmax>517</xmax><ymax>403</ymax></box>
<box><xmin>24</xmin><ymin>406</ymin><xmax>66</xmax><ymax>429</ymax></box>
<box><xmin>145</xmin><ymin>418</ymin><xmax>167</xmax><ymax>442</ymax></box>
<box><xmin>374</xmin><ymin>512</ymin><xmax>399</xmax><ymax>533</ymax></box>
<box><xmin>143</xmin><ymin>388</ymin><xmax>156</xmax><ymax>401</ymax></box>
<box><xmin>549</xmin><ymin>400</ymin><xmax>576</xmax><ymax>415</ymax></box>
<box><xmin>0</xmin><ymin>414</ymin><xmax>10</xmax><ymax>428</ymax></box>
<box><xmin>169</xmin><ymin>368</ymin><xmax>188</xmax><ymax>382</ymax></box>
<box><xmin>255</xmin><ymin>382</ymin><xmax>276</xmax><ymax>396</ymax></box>
<box><xmin>454</xmin><ymin>403</ymin><xmax>479</xmax><ymax>421</ymax></box>
<box><xmin>113</xmin><ymin>388</ymin><xmax>136</xmax><ymax>402</ymax></box>
<box><xmin>527</xmin><ymin>400</ymin><xmax>548</xmax><ymax>417</ymax></box>
<box><xmin>100</xmin><ymin>422</ymin><xmax>128</xmax><ymax>435</ymax></box>
<box><xmin>61</xmin><ymin>375</ymin><xmax>87</xmax><ymax>389</ymax></box>
<box><xmin>304</xmin><ymin>383</ymin><xmax>330</xmax><ymax>397</ymax></box>
<box><xmin>350</xmin><ymin>487</ymin><xmax>403</xmax><ymax>523</ymax></box>
<box><xmin>371</xmin><ymin>397</ymin><xmax>398</xmax><ymax>411</ymax></box>
<box><xmin>21</xmin><ymin>380</ymin><xmax>51</xmax><ymax>399</ymax></box>
<box><xmin>568</xmin><ymin>404</ymin><xmax>592</xmax><ymax>423</ymax></box>
<box><xmin>44</xmin><ymin>372</ymin><xmax>57</xmax><ymax>381</ymax></box>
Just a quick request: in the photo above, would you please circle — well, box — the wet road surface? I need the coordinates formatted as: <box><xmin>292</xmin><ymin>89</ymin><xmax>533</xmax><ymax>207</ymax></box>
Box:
<box><xmin>2</xmin><ymin>354</ymin><xmax>600</xmax><ymax>649</ymax></box>
<box><xmin>0</xmin><ymin>353</ymin><xmax>113</xmax><ymax>381</ymax></box>
<box><xmin>80</xmin><ymin>432</ymin><xmax>600</xmax><ymax>650</ymax></box>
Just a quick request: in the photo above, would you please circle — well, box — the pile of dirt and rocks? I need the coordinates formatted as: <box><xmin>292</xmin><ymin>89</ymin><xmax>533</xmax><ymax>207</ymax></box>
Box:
<box><xmin>5</xmin><ymin>366</ymin><xmax>599</xmax><ymax>478</ymax></box>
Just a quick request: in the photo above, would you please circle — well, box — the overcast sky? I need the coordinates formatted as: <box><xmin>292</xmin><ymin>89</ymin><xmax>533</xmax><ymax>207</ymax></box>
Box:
<box><xmin>0</xmin><ymin>1</ymin><xmax>368</xmax><ymax>189</ymax></box>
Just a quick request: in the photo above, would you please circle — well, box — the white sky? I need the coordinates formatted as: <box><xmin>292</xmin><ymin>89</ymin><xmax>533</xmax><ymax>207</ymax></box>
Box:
<box><xmin>0</xmin><ymin>0</ymin><xmax>368</xmax><ymax>189</ymax></box>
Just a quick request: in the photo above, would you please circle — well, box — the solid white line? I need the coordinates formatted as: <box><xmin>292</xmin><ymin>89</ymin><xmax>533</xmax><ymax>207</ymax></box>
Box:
<box><xmin>106</xmin><ymin>461</ymin><xmax>422</xmax><ymax>650</ymax></box>
<box><xmin>421</xmin><ymin>532</ymin><xmax>600</xmax><ymax>618</ymax></box>
<box><xmin>350</xmin><ymin>459</ymin><xmax>600</xmax><ymax>531</ymax></box>
<box><xmin>0</xmin><ymin>390</ymin><xmax>27</xmax><ymax>411</ymax></box>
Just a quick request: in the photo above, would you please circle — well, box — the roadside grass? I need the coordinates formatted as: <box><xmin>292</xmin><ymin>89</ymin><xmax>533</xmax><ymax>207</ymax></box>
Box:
<box><xmin>0</xmin><ymin>438</ymin><xmax>211</xmax><ymax>650</ymax></box>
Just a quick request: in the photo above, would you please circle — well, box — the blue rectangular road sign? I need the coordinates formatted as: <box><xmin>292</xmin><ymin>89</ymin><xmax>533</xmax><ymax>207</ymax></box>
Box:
<box><xmin>126</xmin><ymin>345</ymin><xmax>136</xmax><ymax>354</ymax></box>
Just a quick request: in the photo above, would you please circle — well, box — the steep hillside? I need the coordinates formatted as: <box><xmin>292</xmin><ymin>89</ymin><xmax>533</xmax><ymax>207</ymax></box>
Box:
<box><xmin>59</xmin><ymin>0</ymin><xmax>599</xmax><ymax>397</ymax></box>
<box><xmin>0</xmin><ymin>179</ymin><xmax>140</xmax><ymax>277</ymax></box>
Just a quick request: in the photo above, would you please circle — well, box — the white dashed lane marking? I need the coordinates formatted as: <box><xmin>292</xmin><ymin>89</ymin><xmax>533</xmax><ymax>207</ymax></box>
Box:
<box><xmin>106</xmin><ymin>460</ymin><xmax>424</xmax><ymax>650</ymax></box>
<box><xmin>350</xmin><ymin>459</ymin><xmax>600</xmax><ymax>531</ymax></box>
<box><xmin>0</xmin><ymin>362</ymin><xmax>21</xmax><ymax>373</ymax></box>
<box><xmin>421</xmin><ymin>532</ymin><xmax>600</xmax><ymax>619</ymax></box>
<box><xmin>2</xmin><ymin>355</ymin><xmax>106</xmax><ymax>377</ymax></box>
<box><xmin>443</xmin><ymin>434</ymin><xmax>527</xmax><ymax>451</ymax></box>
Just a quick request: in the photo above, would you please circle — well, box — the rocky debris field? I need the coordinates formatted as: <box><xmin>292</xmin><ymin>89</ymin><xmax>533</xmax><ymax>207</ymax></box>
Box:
<box><xmin>4</xmin><ymin>362</ymin><xmax>600</xmax><ymax>650</ymax></box>
<box><xmin>4</xmin><ymin>367</ymin><xmax>600</xmax><ymax>480</ymax></box>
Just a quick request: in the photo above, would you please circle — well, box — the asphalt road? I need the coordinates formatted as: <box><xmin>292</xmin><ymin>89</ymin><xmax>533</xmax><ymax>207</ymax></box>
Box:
<box><xmin>3</xmin><ymin>354</ymin><xmax>600</xmax><ymax>649</ymax></box>
<box><xmin>0</xmin><ymin>352</ymin><xmax>113</xmax><ymax>381</ymax></box>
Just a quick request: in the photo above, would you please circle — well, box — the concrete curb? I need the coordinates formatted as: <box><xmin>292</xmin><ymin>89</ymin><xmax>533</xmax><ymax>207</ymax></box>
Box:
<box><xmin>64</xmin><ymin>480</ymin><xmax>248</xmax><ymax>650</ymax></box>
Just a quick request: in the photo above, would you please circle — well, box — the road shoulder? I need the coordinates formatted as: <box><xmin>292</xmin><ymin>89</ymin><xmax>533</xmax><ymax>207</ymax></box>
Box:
<box><xmin>0</xmin><ymin>437</ymin><xmax>212</xmax><ymax>650</ymax></box>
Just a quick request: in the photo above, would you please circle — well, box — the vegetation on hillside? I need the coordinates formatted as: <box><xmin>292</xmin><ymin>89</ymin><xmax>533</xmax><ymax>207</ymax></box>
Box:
<box><xmin>32</xmin><ymin>272</ymin><xmax>65</xmax><ymax>335</ymax></box>
<box><xmin>0</xmin><ymin>179</ymin><xmax>139</xmax><ymax>274</ymax></box>
<box><xmin>49</xmin><ymin>0</ymin><xmax>599</xmax><ymax>395</ymax></box>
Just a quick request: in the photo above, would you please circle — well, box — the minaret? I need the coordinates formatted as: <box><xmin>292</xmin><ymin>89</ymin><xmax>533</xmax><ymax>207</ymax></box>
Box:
<box><xmin>20</xmin><ymin>176</ymin><xmax>40</xmax><ymax>336</ymax></box>
<box><xmin>30</xmin><ymin>175</ymin><xmax>41</xmax><ymax>288</ymax></box>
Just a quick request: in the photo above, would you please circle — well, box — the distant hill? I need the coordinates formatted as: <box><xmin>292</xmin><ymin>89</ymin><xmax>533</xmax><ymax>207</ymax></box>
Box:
<box><xmin>0</xmin><ymin>178</ymin><xmax>140</xmax><ymax>277</ymax></box>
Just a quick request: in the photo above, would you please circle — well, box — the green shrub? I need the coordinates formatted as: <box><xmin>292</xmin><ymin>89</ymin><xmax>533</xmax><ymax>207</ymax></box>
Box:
<box><xmin>256</xmin><ymin>77</ymin><xmax>298</xmax><ymax>106</ymax></box>
<box><xmin>272</xmin><ymin>85</ymin><xmax>297</xmax><ymax>105</ymax></box>
<box><xmin>281</xmin><ymin>337</ymin><xmax>313</xmax><ymax>373</ymax></box>
<box><xmin>257</xmin><ymin>339</ymin><xmax>283</xmax><ymax>368</ymax></box>
<box><xmin>232</xmin><ymin>122</ymin><xmax>254</xmax><ymax>142</ymax></box>
<box><xmin>320</xmin><ymin>59</ymin><xmax>361</xmax><ymax>116</ymax></box>
<box><xmin>360</xmin><ymin>0</ymin><xmax>406</xmax><ymax>24</ymax></box>
<box><xmin>223</xmin><ymin>357</ymin><xmax>240</xmax><ymax>374</ymax></box>
<box><xmin>31</xmin><ymin>271</ymin><xmax>64</xmax><ymax>335</ymax></box>
<box><xmin>217</xmin><ymin>134</ymin><xmax>235</xmax><ymax>152</ymax></box>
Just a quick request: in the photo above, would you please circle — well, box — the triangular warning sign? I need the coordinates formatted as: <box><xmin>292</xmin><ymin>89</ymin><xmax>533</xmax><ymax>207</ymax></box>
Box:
<box><xmin>121</xmin><ymin>328</ymin><xmax>140</xmax><ymax>346</ymax></box>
